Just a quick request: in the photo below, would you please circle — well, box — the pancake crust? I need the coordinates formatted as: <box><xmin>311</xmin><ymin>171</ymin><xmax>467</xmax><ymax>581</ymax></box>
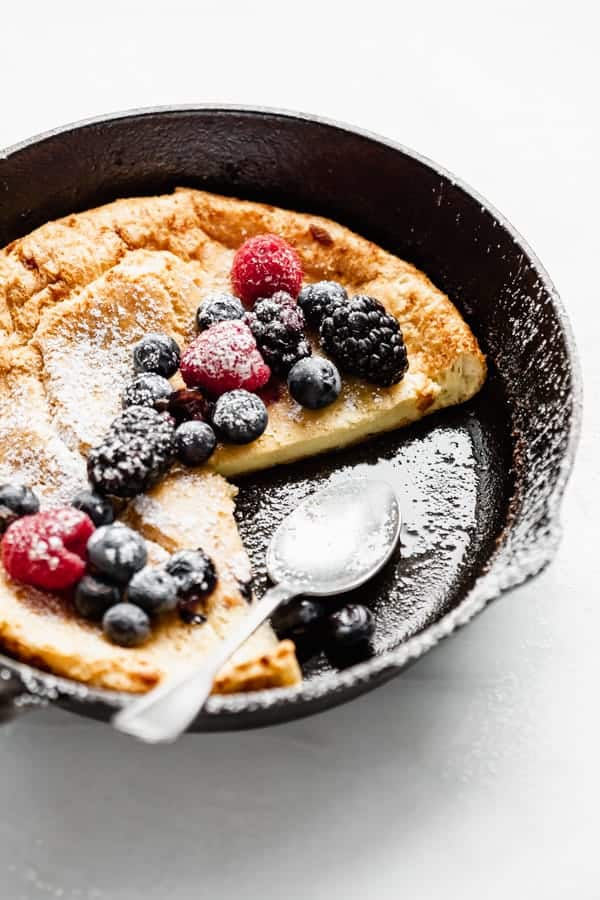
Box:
<box><xmin>0</xmin><ymin>189</ymin><xmax>485</xmax><ymax>692</ymax></box>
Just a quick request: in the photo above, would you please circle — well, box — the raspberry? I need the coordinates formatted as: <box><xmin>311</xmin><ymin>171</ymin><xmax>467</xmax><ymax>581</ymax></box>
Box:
<box><xmin>180</xmin><ymin>320</ymin><xmax>270</xmax><ymax>397</ymax></box>
<box><xmin>2</xmin><ymin>508</ymin><xmax>95</xmax><ymax>591</ymax></box>
<box><xmin>231</xmin><ymin>234</ymin><xmax>303</xmax><ymax>307</ymax></box>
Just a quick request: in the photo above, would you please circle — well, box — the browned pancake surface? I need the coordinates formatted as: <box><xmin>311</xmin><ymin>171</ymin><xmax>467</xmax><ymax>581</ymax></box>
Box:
<box><xmin>0</xmin><ymin>189</ymin><xmax>485</xmax><ymax>692</ymax></box>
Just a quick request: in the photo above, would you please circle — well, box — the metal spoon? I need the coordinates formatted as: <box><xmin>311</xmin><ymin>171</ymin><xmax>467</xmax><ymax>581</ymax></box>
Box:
<box><xmin>112</xmin><ymin>476</ymin><xmax>401</xmax><ymax>743</ymax></box>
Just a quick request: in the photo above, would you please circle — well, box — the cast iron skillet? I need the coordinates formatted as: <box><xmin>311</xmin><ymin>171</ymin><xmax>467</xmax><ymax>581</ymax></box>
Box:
<box><xmin>0</xmin><ymin>106</ymin><xmax>581</xmax><ymax>732</ymax></box>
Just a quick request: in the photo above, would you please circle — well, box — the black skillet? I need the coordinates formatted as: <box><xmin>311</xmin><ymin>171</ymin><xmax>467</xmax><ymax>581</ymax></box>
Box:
<box><xmin>0</xmin><ymin>107</ymin><xmax>581</xmax><ymax>731</ymax></box>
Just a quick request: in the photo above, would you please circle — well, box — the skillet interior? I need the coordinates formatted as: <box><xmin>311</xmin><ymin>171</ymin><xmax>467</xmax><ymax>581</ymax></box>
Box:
<box><xmin>0</xmin><ymin>107</ymin><xmax>580</xmax><ymax>730</ymax></box>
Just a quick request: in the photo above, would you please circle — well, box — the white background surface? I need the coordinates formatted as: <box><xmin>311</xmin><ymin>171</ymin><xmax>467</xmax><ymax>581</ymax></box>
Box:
<box><xmin>1</xmin><ymin>2</ymin><xmax>599</xmax><ymax>898</ymax></box>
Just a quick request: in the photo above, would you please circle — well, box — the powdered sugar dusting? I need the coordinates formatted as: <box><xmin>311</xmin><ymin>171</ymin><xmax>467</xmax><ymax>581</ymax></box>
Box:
<box><xmin>37</xmin><ymin>290</ymin><xmax>175</xmax><ymax>452</ymax></box>
<box><xmin>0</xmin><ymin>375</ymin><xmax>87</xmax><ymax>507</ymax></box>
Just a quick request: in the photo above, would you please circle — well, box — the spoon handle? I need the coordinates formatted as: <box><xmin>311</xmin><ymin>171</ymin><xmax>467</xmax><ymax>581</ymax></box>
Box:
<box><xmin>112</xmin><ymin>582</ymin><xmax>299</xmax><ymax>744</ymax></box>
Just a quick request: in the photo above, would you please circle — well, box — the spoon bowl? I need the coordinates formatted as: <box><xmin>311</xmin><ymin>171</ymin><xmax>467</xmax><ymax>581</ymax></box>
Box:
<box><xmin>267</xmin><ymin>477</ymin><xmax>402</xmax><ymax>596</ymax></box>
<box><xmin>113</xmin><ymin>475</ymin><xmax>401</xmax><ymax>743</ymax></box>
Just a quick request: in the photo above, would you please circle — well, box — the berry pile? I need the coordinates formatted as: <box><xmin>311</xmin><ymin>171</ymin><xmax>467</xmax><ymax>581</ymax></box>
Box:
<box><xmin>80</xmin><ymin>523</ymin><xmax>218</xmax><ymax>646</ymax></box>
<box><xmin>272</xmin><ymin>596</ymin><xmax>375</xmax><ymax>653</ymax></box>
<box><xmin>0</xmin><ymin>489</ymin><xmax>218</xmax><ymax>647</ymax></box>
<box><xmin>0</xmin><ymin>231</ymin><xmax>406</xmax><ymax>660</ymax></box>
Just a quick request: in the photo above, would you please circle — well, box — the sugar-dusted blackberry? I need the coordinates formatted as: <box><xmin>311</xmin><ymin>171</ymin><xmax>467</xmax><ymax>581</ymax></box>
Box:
<box><xmin>297</xmin><ymin>281</ymin><xmax>347</xmax><ymax>329</ymax></box>
<box><xmin>165</xmin><ymin>549</ymin><xmax>217</xmax><ymax>601</ymax></box>
<box><xmin>87</xmin><ymin>406</ymin><xmax>175</xmax><ymax>498</ymax></box>
<box><xmin>244</xmin><ymin>292</ymin><xmax>311</xmax><ymax>376</ymax></box>
<box><xmin>196</xmin><ymin>292</ymin><xmax>245</xmax><ymax>331</ymax></box>
<box><xmin>320</xmin><ymin>295</ymin><xmax>409</xmax><ymax>387</ymax></box>
<box><xmin>133</xmin><ymin>332</ymin><xmax>181</xmax><ymax>378</ymax></box>
<box><xmin>121</xmin><ymin>373</ymin><xmax>172</xmax><ymax>409</ymax></box>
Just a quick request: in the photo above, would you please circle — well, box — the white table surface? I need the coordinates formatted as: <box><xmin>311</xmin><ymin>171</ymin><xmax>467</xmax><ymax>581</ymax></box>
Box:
<box><xmin>1</xmin><ymin>2</ymin><xmax>598</xmax><ymax>898</ymax></box>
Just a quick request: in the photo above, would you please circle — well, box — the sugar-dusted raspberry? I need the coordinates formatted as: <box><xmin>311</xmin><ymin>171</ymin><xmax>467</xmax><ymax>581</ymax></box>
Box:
<box><xmin>1</xmin><ymin>508</ymin><xmax>95</xmax><ymax>591</ymax></box>
<box><xmin>180</xmin><ymin>320</ymin><xmax>271</xmax><ymax>397</ymax></box>
<box><xmin>231</xmin><ymin>234</ymin><xmax>303</xmax><ymax>307</ymax></box>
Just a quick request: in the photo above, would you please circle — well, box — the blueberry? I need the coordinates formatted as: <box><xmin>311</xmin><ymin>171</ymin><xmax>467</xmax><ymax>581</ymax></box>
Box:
<box><xmin>0</xmin><ymin>483</ymin><xmax>40</xmax><ymax>516</ymax></box>
<box><xmin>212</xmin><ymin>390</ymin><xmax>268</xmax><ymax>444</ymax></box>
<box><xmin>175</xmin><ymin>421</ymin><xmax>217</xmax><ymax>466</ymax></box>
<box><xmin>74</xmin><ymin>575</ymin><xmax>120</xmax><ymax>620</ymax></box>
<box><xmin>87</xmin><ymin>523</ymin><xmax>148</xmax><ymax>585</ymax></box>
<box><xmin>271</xmin><ymin>598</ymin><xmax>325</xmax><ymax>638</ymax></box>
<box><xmin>121</xmin><ymin>373</ymin><xmax>173</xmax><ymax>409</ymax></box>
<box><xmin>196</xmin><ymin>292</ymin><xmax>245</xmax><ymax>331</ymax></box>
<box><xmin>102</xmin><ymin>602</ymin><xmax>151</xmax><ymax>647</ymax></box>
<box><xmin>297</xmin><ymin>281</ymin><xmax>347</xmax><ymax>329</ymax></box>
<box><xmin>328</xmin><ymin>604</ymin><xmax>374</xmax><ymax>647</ymax></box>
<box><xmin>133</xmin><ymin>332</ymin><xmax>181</xmax><ymax>377</ymax></box>
<box><xmin>127</xmin><ymin>567</ymin><xmax>178</xmax><ymax>616</ymax></box>
<box><xmin>165</xmin><ymin>549</ymin><xmax>217</xmax><ymax>600</ymax></box>
<box><xmin>287</xmin><ymin>357</ymin><xmax>342</xmax><ymax>409</ymax></box>
<box><xmin>72</xmin><ymin>490</ymin><xmax>115</xmax><ymax>527</ymax></box>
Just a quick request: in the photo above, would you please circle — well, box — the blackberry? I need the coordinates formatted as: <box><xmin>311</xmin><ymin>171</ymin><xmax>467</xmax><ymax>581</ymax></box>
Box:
<box><xmin>244</xmin><ymin>292</ymin><xmax>311</xmax><ymax>376</ymax></box>
<box><xmin>133</xmin><ymin>333</ymin><xmax>181</xmax><ymax>378</ymax></box>
<box><xmin>320</xmin><ymin>295</ymin><xmax>409</xmax><ymax>387</ymax></box>
<box><xmin>87</xmin><ymin>406</ymin><xmax>175</xmax><ymax>498</ymax></box>
<box><xmin>196</xmin><ymin>292</ymin><xmax>245</xmax><ymax>331</ymax></box>
<box><xmin>297</xmin><ymin>281</ymin><xmax>347</xmax><ymax>329</ymax></box>
<box><xmin>165</xmin><ymin>549</ymin><xmax>217</xmax><ymax>600</ymax></box>
<box><xmin>121</xmin><ymin>373</ymin><xmax>172</xmax><ymax>409</ymax></box>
